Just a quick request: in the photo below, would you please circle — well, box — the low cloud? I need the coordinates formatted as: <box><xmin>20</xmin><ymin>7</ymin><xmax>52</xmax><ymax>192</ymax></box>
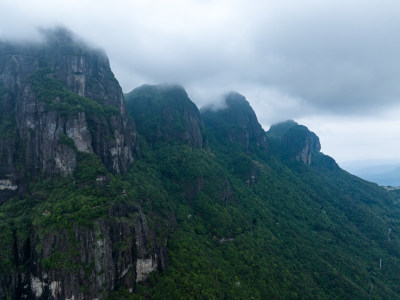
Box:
<box><xmin>296</xmin><ymin>107</ymin><xmax>400</xmax><ymax>163</ymax></box>
<box><xmin>1</xmin><ymin>0</ymin><xmax>400</xmax><ymax>129</ymax></box>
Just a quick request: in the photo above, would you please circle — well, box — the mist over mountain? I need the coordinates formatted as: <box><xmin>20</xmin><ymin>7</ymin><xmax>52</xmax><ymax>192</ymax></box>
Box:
<box><xmin>1</xmin><ymin>28</ymin><xmax>400</xmax><ymax>299</ymax></box>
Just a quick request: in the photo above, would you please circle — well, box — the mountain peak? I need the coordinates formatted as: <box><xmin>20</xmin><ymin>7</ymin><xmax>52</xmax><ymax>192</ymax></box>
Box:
<box><xmin>201</xmin><ymin>92</ymin><xmax>267</xmax><ymax>151</ymax></box>
<box><xmin>0</xmin><ymin>28</ymin><xmax>135</xmax><ymax>203</ymax></box>
<box><xmin>127</xmin><ymin>84</ymin><xmax>189</xmax><ymax>103</ymax></box>
<box><xmin>267</xmin><ymin>120</ymin><xmax>299</xmax><ymax>139</ymax></box>
<box><xmin>267</xmin><ymin>120</ymin><xmax>320</xmax><ymax>165</ymax></box>
<box><xmin>225</xmin><ymin>91</ymin><xmax>250</xmax><ymax>107</ymax></box>
<box><xmin>125</xmin><ymin>84</ymin><xmax>203</xmax><ymax>148</ymax></box>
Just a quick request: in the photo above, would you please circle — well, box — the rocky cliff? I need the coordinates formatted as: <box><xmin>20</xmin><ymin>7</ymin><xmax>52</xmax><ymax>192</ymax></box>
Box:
<box><xmin>0</xmin><ymin>204</ymin><xmax>167</xmax><ymax>300</ymax></box>
<box><xmin>0</xmin><ymin>28</ymin><xmax>136</xmax><ymax>204</ymax></box>
<box><xmin>0</xmin><ymin>29</ymin><xmax>172</xmax><ymax>300</ymax></box>
<box><xmin>125</xmin><ymin>84</ymin><xmax>203</xmax><ymax>148</ymax></box>
<box><xmin>266</xmin><ymin>120</ymin><xmax>321</xmax><ymax>165</ymax></box>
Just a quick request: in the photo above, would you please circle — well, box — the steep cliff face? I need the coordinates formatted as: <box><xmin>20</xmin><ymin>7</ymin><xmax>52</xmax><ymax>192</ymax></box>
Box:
<box><xmin>0</xmin><ymin>44</ymin><xmax>34</xmax><ymax>204</ymax></box>
<box><xmin>0</xmin><ymin>204</ymin><xmax>167</xmax><ymax>300</ymax></box>
<box><xmin>201</xmin><ymin>92</ymin><xmax>268</xmax><ymax>151</ymax></box>
<box><xmin>267</xmin><ymin>120</ymin><xmax>321</xmax><ymax>165</ymax></box>
<box><xmin>0</xmin><ymin>29</ymin><xmax>168</xmax><ymax>300</ymax></box>
<box><xmin>125</xmin><ymin>84</ymin><xmax>203</xmax><ymax>148</ymax></box>
<box><xmin>43</xmin><ymin>29</ymin><xmax>125</xmax><ymax>110</ymax></box>
<box><xmin>0</xmin><ymin>28</ymin><xmax>135</xmax><ymax>203</ymax></box>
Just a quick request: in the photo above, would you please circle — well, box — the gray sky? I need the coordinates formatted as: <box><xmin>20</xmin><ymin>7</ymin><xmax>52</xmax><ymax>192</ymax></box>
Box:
<box><xmin>1</xmin><ymin>0</ymin><xmax>400</xmax><ymax>163</ymax></box>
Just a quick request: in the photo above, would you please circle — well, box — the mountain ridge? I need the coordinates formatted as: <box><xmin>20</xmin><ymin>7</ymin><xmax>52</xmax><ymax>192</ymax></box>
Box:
<box><xmin>1</xmin><ymin>29</ymin><xmax>400</xmax><ymax>299</ymax></box>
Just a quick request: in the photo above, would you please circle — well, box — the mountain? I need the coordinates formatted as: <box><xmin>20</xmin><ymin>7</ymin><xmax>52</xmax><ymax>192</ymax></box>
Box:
<box><xmin>125</xmin><ymin>84</ymin><xmax>203</xmax><ymax>148</ymax></box>
<box><xmin>267</xmin><ymin>120</ymin><xmax>321</xmax><ymax>165</ymax></box>
<box><xmin>0</xmin><ymin>28</ymin><xmax>135</xmax><ymax>204</ymax></box>
<box><xmin>0</xmin><ymin>29</ymin><xmax>165</xmax><ymax>299</ymax></box>
<box><xmin>2</xmin><ymin>29</ymin><xmax>400</xmax><ymax>299</ymax></box>
<box><xmin>201</xmin><ymin>92</ymin><xmax>268</xmax><ymax>151</ymax></box>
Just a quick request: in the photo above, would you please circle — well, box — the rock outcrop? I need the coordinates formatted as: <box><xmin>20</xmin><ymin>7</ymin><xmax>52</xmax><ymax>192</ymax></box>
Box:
<box><xmin>266</xmin><ymin>120</ymin><xmax>321</xmax><ymax>165</ymax></box>
<box><xmin>125</xmin><ymin>84</ymin><xmax>203</xmax><ymax>148</ymax></box>
<box><xmin>0</xmin><ymin>28</ymin><xmax>136</xmax><ymax>204</ymax></box>
<box><xmin>0</xmin><ymin>204</ymin><xmax>167</xmax><ymax>300</ymax></box>
<box><xmin>201</xmin><ymin>92</ymin><xmax>268</xmax><ymax>151</ymax></box>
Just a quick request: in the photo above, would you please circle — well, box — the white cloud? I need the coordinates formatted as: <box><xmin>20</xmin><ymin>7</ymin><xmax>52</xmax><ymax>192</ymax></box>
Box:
<box><xmin>1</xmin><ymin>0</ymin><xmax>400</xmax><ymax>161</ymax></box>
<box><xmin>297</xmin><ymin>107</ymin><xmax>400</xmax><ymax>163</ymax></box>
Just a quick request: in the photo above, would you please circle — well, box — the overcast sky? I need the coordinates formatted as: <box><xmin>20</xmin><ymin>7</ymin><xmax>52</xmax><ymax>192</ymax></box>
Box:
<box><xmin>1</xmin><ymin>0</ymin><xmax>400</xmax><ymax>164</ymax></box>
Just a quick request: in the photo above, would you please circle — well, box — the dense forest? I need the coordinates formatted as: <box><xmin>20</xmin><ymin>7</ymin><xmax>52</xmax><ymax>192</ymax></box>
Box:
<box><xmin>1</xmin><ymin>29</ymin><xmax>400</xmax><ymax>299</ymax></box>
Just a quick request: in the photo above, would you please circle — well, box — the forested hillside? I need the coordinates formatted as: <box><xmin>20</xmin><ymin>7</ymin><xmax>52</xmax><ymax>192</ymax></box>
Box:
<box><xmin>122</xmin><ymin>86</ymin><xmax>400</xmax><ymax>299</ymax></box>
<box><xmin>1</xmin><ymin>30</ymin><xmax>400</xmax><ymax>299</ymax></box>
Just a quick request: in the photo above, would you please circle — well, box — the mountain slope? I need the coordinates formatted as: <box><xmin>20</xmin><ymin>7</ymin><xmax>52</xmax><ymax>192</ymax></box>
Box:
<box><xmin>123</xmin><ymin>89</ymin><xmax>400</xmax><ymax>299</ymax></box>
<box><xmin>1</xmin><ymin>30</ymin><xmax>400</xmax><ymax>299</ymax></box>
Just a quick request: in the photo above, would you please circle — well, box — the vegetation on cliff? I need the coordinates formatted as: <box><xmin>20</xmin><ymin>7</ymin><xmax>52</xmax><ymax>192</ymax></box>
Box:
<box><xmin>1</xmin><ymin>32</ymin><xmax>400</xmax><ymax>299</ymax></box>
<box><xmin>28</xmin><ymin>68</ymin><xmax>119</xmax><ymax>118</ymax></box>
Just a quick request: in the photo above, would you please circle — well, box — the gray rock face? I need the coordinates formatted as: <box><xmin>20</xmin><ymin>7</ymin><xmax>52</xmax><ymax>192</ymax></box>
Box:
<box><xmin>0</xmin><ymin>28</ymin><xmax>136</xmax><ymax>204</ymax></box>
<box><xmin>289</xmin><ymin>132</ymin><xmax>321</xmax><ymax>165</ymax></box>
<box><xmin>0</xmin><ymin>204</ymin><xmax>167</xmax><ymax>300</ymax></box>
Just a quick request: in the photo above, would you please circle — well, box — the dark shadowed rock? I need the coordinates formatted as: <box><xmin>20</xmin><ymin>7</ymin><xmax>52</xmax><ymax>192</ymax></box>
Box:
<box><xmin>125</xmin><ymin>84</ymin><xmax>203</xmax><ymax>148</ymax></box>
<box><xmin>267</xmin><ymin>120</ymin><xmax>321</xmax><ymax>165</ymax></box>
<box><xmin>201</xmin><ymin>92</ymin><xmax>268</xmax><ymax>151</ymax></box>
<box><xmin>1</xmin><ymin>204</ymin><xmax>167</xmax><ymax>299</ymax></box>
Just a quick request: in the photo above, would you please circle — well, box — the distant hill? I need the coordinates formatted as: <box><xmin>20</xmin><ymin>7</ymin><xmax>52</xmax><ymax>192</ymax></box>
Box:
<box><xmin>341</xmin><ymin>160</ymin><xmax>400</xmax><ymax>186</ymax></box>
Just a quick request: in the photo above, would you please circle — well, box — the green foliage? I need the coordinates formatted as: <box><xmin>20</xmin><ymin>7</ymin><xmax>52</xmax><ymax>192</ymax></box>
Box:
<box><xmin>129</xmin><ymin>129</ymin><xmax>400</xmax><ymax>298</ymax></box>
<box><xmin>0</xmin><ymin>223</ymin><xmax>14</xmax><ymax>273</ymax></box>
<box><xmin>42</xmin><ymin>248</ymin><xmax>78</xmax><ymax>271</ymax></box>
<box><xmin>58</xmin><ymin>134</ymin><xmax>77</xmax><ymax>151</ymax></box>
<box><xmin>74</xmin><ymin>152</ymin><xmax>107</xmax><ymax>182</ymax></box>
<box><xmin>125</xmin><ymin>84</ymin><xmax>201</xmax><ymax>145</ymax></box>
<box><xmin>27</xmin><ymin>68</ymin><xmax>119</xmax><ymax>118</ymax></box>
<box><xmin>108</xmin><ymin>287</ymin><xmax>144</xmax><ymax>300</ymax></box>
<box><xmin>3</xmin><ymin>80</ymin><xmax>400</xmax><ymax>299</ymax></box>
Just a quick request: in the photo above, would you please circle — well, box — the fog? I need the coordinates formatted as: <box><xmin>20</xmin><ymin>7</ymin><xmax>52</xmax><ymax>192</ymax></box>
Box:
<box><xmin>1</xmin><ymin>0</ymin><xmax>400</xmax><ymax>162</ymax></box>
